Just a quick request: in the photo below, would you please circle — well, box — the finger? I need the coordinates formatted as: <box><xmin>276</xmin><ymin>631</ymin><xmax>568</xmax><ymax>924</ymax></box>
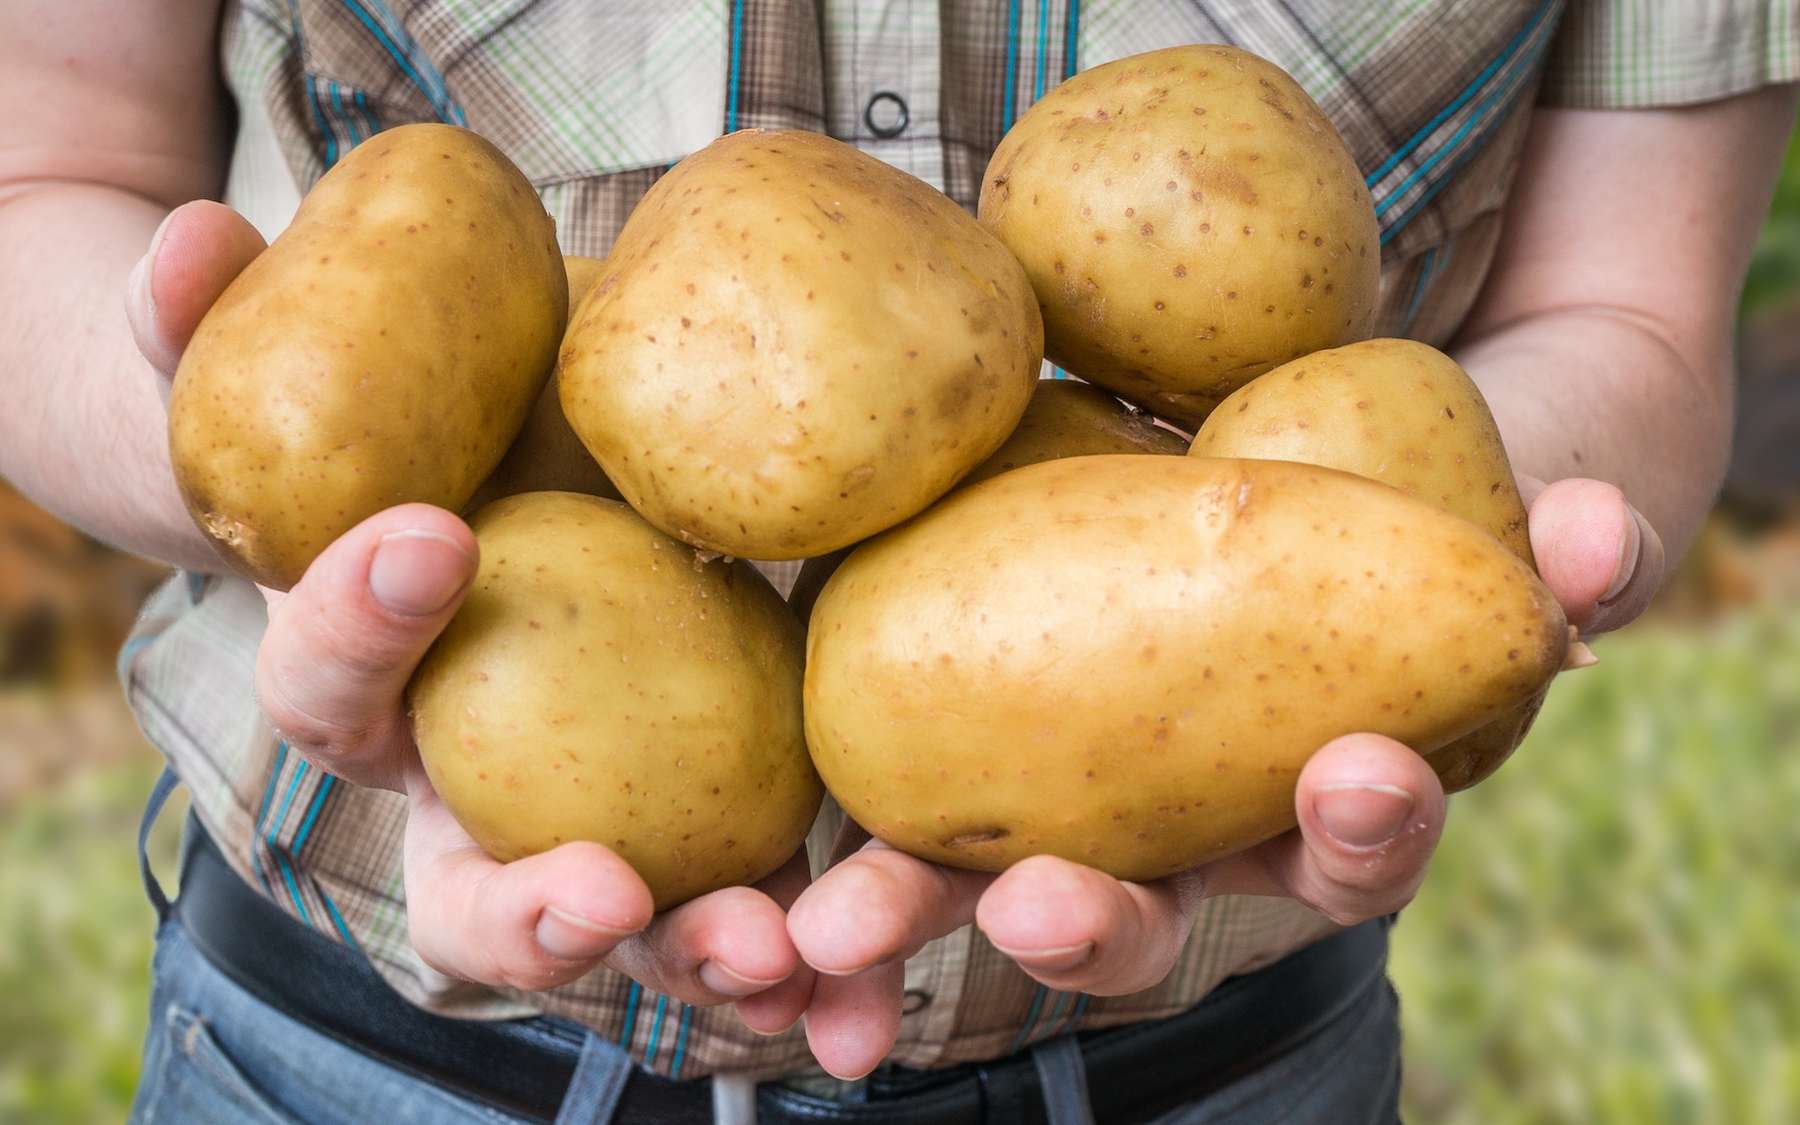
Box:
<box><xmin>127</xmin><ymin>200</ymin><xmax>267</xmax><ymax>380</ymax></box>
<box><xmin>975</xmin><ymin>856</ymin><xmax>1200</xmax><ymax>995</ymax></box>
<box><xmin>802</xmin><ymin>961</ymin><xmax>904</xmax><ymax>1081</ymax></box>
<box><xmin>1527</xmin><ymin>478</ymin><xmax>1664</xmax><ymax>635</ymax></box>
<box><xmin>603</xmin><ymin>881</ymin><xmax>799</xmax><ymax>1007</ymax></box>
<box><xmin>402</xmin><ymin>772</ymin><xmax>653</xmax><ymax>993</ymax></box>
<box><xmin>734</xmin><ymin>851</ymin><xmax>818</xmax><ymax>1035</ymax></box>
<box><xmin>254</xmin><ymin>503</ymin><xmax>476</xmax><ymax>789</ymax></box>
<box><xmin>787</xmin><ymin>840</ymin><xmax>991</xmax><ymax>976</ymax></box>
<box><xmin>1202</xmin><ymin>733</ymin><xmax>1446</xmax><ymax>927</ymax></box>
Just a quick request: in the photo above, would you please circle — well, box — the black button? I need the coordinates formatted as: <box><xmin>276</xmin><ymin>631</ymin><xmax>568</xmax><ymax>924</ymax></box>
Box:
<box><xmin>864</xmin><ymin>91</ymin><xmax>910</xmax><ymax>139</ymax></box>
<box><xmin>901</xmin><ymin>988</ymin><xmax>932</xmax><ymax>1014</ymax></box>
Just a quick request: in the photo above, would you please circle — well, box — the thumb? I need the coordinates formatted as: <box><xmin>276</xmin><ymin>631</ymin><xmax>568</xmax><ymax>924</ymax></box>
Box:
<box><xmin>254</xmin><ymin>503</ymin><xmax>477</xmax><ymax>791</ymax></box>
<box><xmin>127</xmin><ymin>200</ymin><xmax>267</xmax><ymax>381</ymax></box>
<box><xmin>1526</xmin><ymin>478</ymin><xmax>1664</xmax><ymax>636</ymax></box>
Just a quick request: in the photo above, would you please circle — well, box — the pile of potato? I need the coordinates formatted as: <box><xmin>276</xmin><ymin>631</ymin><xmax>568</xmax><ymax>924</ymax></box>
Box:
<box><xmin>170</xmin><ymin>46</ymin><xmax>1568</xmax><ymax>908</ymax></box>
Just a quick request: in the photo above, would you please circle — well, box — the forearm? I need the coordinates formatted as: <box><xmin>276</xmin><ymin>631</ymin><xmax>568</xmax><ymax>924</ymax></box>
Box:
<box><xmin>1448</xmin><ymin>88</ymin><xmax>1797</xmax><ymax>567</ymax></box>
<box><xmin>1455</xmin><ymin>306</ymin><xmax>1730</xmax><ymax>561</ymax></box>
<box><xmin>0</xmin><ymin>182</ymin><xmax>223</xmax><ymax>569</ymax></box>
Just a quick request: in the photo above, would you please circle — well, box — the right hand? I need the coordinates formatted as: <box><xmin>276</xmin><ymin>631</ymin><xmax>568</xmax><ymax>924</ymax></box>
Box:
<box><xmin>128</xmin><ymin>201</ymin><xmax>815</xmax><ymax>1028</ymax></box>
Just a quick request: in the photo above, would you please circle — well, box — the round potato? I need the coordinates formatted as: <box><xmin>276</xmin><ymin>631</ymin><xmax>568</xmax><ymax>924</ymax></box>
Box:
<box><xmin>979</xmin><ymin>45</ymin><xmax>1379</xmax><ymax>429</ymax></box>
<box><xmin>1193</xmin><ymin>338</ymin><xmax>1544</xmax><ymax>790</ymax></box>
<box><xmin>170</xmin><ymin>124</ymin><xmax>566</xmax><ymax>589</ymax></box>
<box><xmin>468</xmin><ymin>256</ymin><xmax>620</xmax><ymax>508</ymax></box>
<box><xmin>409</xmin><ymin>492</ymin><xmax>821</xmax><ymax>911</ymax></box>
<box><xmin>788</xmin><ymin>379</ymin><xmax>1186</xmax><ymax>621</ymax></box>
<box><xmin>560</xmin><ymin>129</ymin><xmax>1043</xmax><ymax>560</ymax></box>
<box><xmin>805</xmin><ymin>456</ymin><xmax>1566</xmax><ymax>879</ymax></box>
<box><xmin>960</xmin><ymin>379</ymin><xmax>1189</xmax><ymax>488</ymax></box>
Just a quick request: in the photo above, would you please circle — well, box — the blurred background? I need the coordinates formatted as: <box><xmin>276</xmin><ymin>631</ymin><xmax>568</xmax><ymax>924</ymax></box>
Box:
<box><xmin>3</xmin><ymin>130</ymin><xmax>1799</xmax><ymax>1125</ymax></box>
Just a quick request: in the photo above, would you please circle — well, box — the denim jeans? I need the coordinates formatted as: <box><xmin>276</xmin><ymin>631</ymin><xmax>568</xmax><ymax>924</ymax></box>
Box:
<box><xmin>128</xmin><ymin>773</ymin><xmax>1401</xmax><ymax>1124</ymax></box>
<box><xmin>127</xmin><ymin>911</ymin><xmax>1401</xmax><ymax>1124</ymax></box>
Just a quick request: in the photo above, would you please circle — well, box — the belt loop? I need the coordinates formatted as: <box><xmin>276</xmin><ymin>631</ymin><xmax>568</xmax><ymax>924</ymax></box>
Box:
<box><xmin>1030</xmin><ymin>1034</ymin><xmax>1096</xmax><ymax>1125</ymax></box>
<box><xmin>712</xmin><ymin>1072</ymin><xmax>759</xmax><ymax>1124</ymax></box>
<box><xmin>553</xmin><ymin>1030</ymin><xmax>635</xmax><ymax>1125</ymax></box>
<box><xmin>137</xmin><ymin>767</ymin><xmax>184</xmax><ymax>921</ymax></box>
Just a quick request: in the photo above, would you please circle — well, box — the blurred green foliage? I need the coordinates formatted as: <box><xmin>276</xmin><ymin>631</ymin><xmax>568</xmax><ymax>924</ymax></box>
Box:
<box><xmin>0</xmin><ymin>755</ymin><xmax>183</xmax><ymax>1124</ymax></box>
<box><xmin>1392</xmin><ymin>609</ymin><xmax>1800</xmax><ymax>1124</ymax></box>
<box><xmin>1741</xmin><ymin>111</ymin><xmax>1800</xmax><ymax>320</ymax></box>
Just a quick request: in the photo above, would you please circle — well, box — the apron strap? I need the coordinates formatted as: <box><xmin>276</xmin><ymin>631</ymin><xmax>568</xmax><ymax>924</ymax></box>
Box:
<box><xmin>712</xmin><ymin>1072</ymin><xmax>759</xmax><ymax>1124</ymax></box>
<box><xmin>137</xmin><ymin>767</ymin><xmax>184</xmax><ymax>921</ymax></box>
<box><xmin>553</xmin><ymin>1029</ymin><xmax>636</xmax><ymax>1124</ymax></box>
<box><xmin>1031</xmin><ymin>1033</ymin><xmax>1096</xmax><ymax>1125</ymax></box>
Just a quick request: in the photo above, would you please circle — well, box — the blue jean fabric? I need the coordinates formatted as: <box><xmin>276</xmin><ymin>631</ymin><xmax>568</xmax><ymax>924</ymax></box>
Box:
<box><xmin>127</xmin><ymin>911</ymin><xmax>1401</xmax><ymax>1124</ymax></box>
<box><xmin>129</xmin><ymin>917</ymin><xmax>537</xmax><ymax>1124</ymax></box>
<box><xmin>128</xmin><ymin>773</ymin><xmax>1401</xmax><ymax>1124</ymax></box>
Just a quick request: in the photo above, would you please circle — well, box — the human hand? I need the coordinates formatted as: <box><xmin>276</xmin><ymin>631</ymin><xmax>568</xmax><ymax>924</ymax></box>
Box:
<box><xmin>785</xmin><ymin>475</ymin><xmax>1662</xmax><ymax>1079</ymax></box>
<box><xmin>127</xmin><ymin>201</ymin><xmax>816</xmax><ymax>1023</ymax></box>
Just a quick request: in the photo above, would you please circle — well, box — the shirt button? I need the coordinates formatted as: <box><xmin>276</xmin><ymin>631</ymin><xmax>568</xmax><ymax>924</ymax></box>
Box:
<box><xmin>901</xmin><ymin>988</ymin><xmax>932</xmax><ymax>1014</ymax></box>
<box><xmin>864</xmin><ymin>91</ymin><xmax>910</xmax><ymax>139</ymax></box>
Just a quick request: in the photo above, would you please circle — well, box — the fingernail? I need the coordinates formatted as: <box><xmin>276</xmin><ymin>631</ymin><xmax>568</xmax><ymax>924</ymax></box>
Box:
<box><xmin>990</xmin><ymin>940</ymin><xmax>1094</xmax><ymax>973</ymax></box>
<box><xmin>130</xmin><ymin>210</ymin><xmax>180</xmax><ymax>322</ymax></box>
<box><xmin>1599</xmin><ymin>506</ymin><xmax>1642</xmax><ymax>605</ymax></box>
<box><xmin>1314</xmin><ymin>783</ymin><xmax>1415</xmax><ymax>848</ymax></box>
<box><xmin>699</xmin><ymin>960</ymin><xmax>787</xmax><ymax>997</ymax></box>
<box><xmin>536</xmin><ymin>906</ymin><xmax>632</xmax><ymax>960</ymax></box>
<box><xmin>369</xmin><ymin>529</ymin><xmax>475</xmax><ymax>616</ymax></box>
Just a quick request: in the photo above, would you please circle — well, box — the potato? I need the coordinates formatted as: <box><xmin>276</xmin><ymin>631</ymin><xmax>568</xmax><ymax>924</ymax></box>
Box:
<box><xmin>978</xmin><ymin>45</ymin><xmax>1379</xmax><ymax>430</ymax></box>
<box><xmin>788</xmin><ymin>379</ymin><xmax>1186</xmax><ymax>621</ymax></box>
<box><xmin>562</xmin><ymin>254</ymin><xmax>608</xmax><ymax>313</ymax></box>
<box><xmin>409</xmin><ymin>492</ymin><xmax>820</xmax><ymax>911</ymax></box>
<box><xmin>560</xmin><ymin>129</ymin><xmax>1043</xmax><ymax>560</ymax></box>
<box><xmin>805</xmin><ymin>456</ymin><xmax>1566</xmax><ymax>879</ymax></box>
<box><xmin>1192</xmin><ymin>338</ymin><xmax>1542</xmax><ymax>790</ymax></box>
<box><xmin>467</xmin><ymin>256</ymin><xmax>620</xmax><ymax>509</ymax></box>
<box><xmin>960</xmin><ymin>379</ymin><xmax>1189</xmax><ymax>488</ymax></box>
<box><xmin>170</xmin><ymin>124</ymin><xmax>566</xmax><ymax>589</ymax></box>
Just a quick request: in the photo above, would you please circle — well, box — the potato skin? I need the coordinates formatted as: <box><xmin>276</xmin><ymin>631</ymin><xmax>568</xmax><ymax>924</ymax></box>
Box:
<box><xmin>805</xmin><ymin>456</ymin><xmax>1566</xmax><ymax>879</ymax></box>
<box><xmin>409</xmin><ymin>492</ymin><xmax>820</xmax><ymax>912</ymax></box>
<box><xmin>959</xmin><ymin>379</ymin><xmax>1189</xmax><ymax>488</ymax></box>
<box><xmin>788</xmin><ymin>379</ymin><xmax>1186</xmax><ymax>621</ymax></box>
<box><xmin>1192</xmin><ymin>338</ymin><xmax>1543</xmax><ymax>790</ymax></box>
<box><xmin>468</xmin><ymin>256</ymin><xmax>620</xmax><ymax>508</ymax></box>
<box><xmin>170</xmin><ymin>124</ymin><xmax>566</xmax><ymax>589</ymax></box>
<box><xmin>560</xmin><ymin>129</ymin><xmax>1044</xmax><ymax>560</ymax></box>
<box><xmin>979</xmin><ymin>46</ymin><xmax>1379</xmax><ymax>429</ymax></box>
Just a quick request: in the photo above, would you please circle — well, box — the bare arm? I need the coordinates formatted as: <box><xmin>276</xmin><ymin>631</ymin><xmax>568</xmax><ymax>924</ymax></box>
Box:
<box><xmin>1454</xmin><ymin>85</ymin><xmax>1798</xmax><ymax>566</ymax></box>
<box><xmin>0</xmin><ymin>0</ymin><xmax>232</xmax><ymax>568</ymax></box>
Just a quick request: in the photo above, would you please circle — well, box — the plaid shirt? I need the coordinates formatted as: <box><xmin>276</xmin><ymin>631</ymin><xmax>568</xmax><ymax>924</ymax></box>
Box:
<box><xmin>127</xmin><ymin>0</ymin><xmax>1798</xmax><ymax>1084</ymax></box>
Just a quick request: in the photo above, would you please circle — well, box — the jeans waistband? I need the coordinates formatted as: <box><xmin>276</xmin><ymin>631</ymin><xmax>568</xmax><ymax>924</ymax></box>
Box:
<box><xmin>149</xmin><ymin>778</ymin><xmax>1388</xmax><ymax>1124</ymax></box>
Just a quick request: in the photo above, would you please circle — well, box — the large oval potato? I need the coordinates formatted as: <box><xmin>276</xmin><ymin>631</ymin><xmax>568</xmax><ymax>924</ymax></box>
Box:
<box><xmin>788</xmin><ymin>379</ymin><xmax>1186</xmax><ymax>621</ymax></box>
<box><xmin>170</xmin><ymin>124</ymin><xmax>566</xmax><ymax>589</ymax></box>
<box><xmin>979</xmin><ymin>45</ymin><xmax>1379</xmax><ymax>429</ymax></box>
<box><xmin>1192</xmin><ymin>338</ymin><xmax>1543</xmax><ymax>790</ymax></box>
<box><xmin>560</xmin><ymin>129</ymin><xmax>1043</xmax><ymax>560</ymax></box>
<box><xmin>409</xmin><ymin>492</ymin><xmax>820</xmax><ymax>911</ymax></box>
<box><xmin>805</xmin><ymin>456</ymin><xmax>1566</xmax><ymax>879</ymax></box>
<box><xmin>468</xmin><ymin>256</ymin><xmax>620</xmax><ymax>508</ymax></box>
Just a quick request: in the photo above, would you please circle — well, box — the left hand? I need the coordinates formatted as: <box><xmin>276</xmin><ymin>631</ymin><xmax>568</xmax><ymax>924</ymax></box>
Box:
<box><xmin>784</xmin><ymin>473</ymin><xmax>1664</xmax><ymax>1079</ymax></box>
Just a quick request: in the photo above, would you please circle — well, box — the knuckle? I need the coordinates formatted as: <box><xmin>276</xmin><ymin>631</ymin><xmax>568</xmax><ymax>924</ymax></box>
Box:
<box><xmin>1298</xmin><ymin>867</ymin><xmax>1409</xmax><ymax>928</ymax></box>
<box><xmin>496</xmin><ymin>960</ymin><xmax>575</xmax><ymax>993</ymax></box>
<box><xmin>310</xmin><ymin>598</ymin><xmax>427</xmax><ymax>680</ymax></box>
<box><xmin>1318</xmin><ymin>904</ymin><xmax>1371</xmax><ymax>928</ymax></box>
<box><xmin>256</xmin><ymin>676</ymin><xmax>387</xmax><ymax>760</ymax></box>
